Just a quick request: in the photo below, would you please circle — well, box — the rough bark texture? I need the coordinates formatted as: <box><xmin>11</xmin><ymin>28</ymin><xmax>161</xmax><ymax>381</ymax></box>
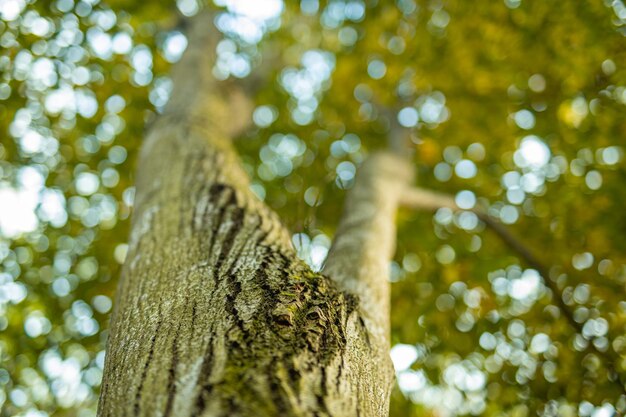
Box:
<box><xmin>98</xmin><ymin>12</ymin><xmax>410</xmax><ymax>417</ymax></box>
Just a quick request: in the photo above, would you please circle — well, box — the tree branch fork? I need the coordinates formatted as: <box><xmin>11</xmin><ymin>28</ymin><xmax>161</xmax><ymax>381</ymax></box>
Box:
<box><xmin>97</xmin><ymin>10</ymin><xmax>624</xmax><ymax>416</ymax></box>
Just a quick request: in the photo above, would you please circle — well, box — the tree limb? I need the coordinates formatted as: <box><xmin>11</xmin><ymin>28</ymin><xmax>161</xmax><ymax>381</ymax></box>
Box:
<box><xmin>399</xmin><ymin>186</ymin><xmax>626</xmax><ymax>394</ymax></box>
<box><xmin>400</xmin><ymin>187</ymin><xmax>580</xmax><ymax>325</ymax></box>
<box><xmin>324</xmin><ymin>152</ymin><xmax>414</xmax><ymax>352</ymax></box>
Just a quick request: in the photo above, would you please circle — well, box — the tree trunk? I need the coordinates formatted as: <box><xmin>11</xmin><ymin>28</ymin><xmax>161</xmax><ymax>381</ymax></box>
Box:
<box><xmin>98</xmin><ymin>12</ymin><xmax>410</xmax><ymax>417</ymax></box>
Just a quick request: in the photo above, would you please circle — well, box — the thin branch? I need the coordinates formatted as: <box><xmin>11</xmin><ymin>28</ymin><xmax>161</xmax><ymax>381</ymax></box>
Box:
<box><xmin>399</xmin><ymin>187</ymin><xmax>457</xmax><ymax>211</ymax></box>
<box><xmin>401</xmin><ymin>187</ymin><xmax>579</xmax><ymax>325</ymax></box>
<box><xmin>400</xmin><ymin>186</ymin><xmax>626</xmax><ymax>394</ymax></box>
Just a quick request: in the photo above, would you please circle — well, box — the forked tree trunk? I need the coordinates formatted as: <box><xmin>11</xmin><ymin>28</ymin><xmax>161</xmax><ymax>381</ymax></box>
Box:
<box><xmin>98</xmin><ymin>12</ymin><xmax>412</xmax><ymax>417</ymax></box>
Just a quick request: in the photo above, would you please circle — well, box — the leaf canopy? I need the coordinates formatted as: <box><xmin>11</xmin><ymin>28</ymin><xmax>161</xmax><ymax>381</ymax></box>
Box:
<box><xmin>0</xmin><ymin>0</ymin><xmax>625</xmax><ymax>415</ymax></box>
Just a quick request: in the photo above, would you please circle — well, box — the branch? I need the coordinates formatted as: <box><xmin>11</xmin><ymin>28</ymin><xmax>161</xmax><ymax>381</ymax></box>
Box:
<box><xmin>323</xmin><ymin>152</ymin><xmax>414</xmax><ymax>351</ymax></box>
<box><xmin>400</xmin><ymin>187</ymin><xmax>580</xmax><ymax>324</ymax></box>
<box><xmin>400</xmin><ymin>187</ymin><xmax>457</xmax><ymax>211</ymax></box>
<box><xmin>399</xmin><ymin>186</ymin><xmax>626</xmax><ymax>394</ymax></box>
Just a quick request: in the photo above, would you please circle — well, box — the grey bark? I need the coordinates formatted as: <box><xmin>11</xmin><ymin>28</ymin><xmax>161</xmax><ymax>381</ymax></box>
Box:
<box><xmin>98</xmin><ymin>12</ymin><xmax>412</xmax><ymax>417</ymax></box>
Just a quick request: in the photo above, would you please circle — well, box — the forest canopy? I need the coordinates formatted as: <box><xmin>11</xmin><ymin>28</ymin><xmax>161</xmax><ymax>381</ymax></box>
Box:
<box><xmin>1</xmin><ymin>0</ymin><xmax>625</xmax><ymax>416</ymax></box>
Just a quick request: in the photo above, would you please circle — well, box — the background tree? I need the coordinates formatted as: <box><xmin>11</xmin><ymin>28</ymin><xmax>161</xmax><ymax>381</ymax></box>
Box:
<box><xmin>0</xmin><ymin>0</ymin><xmax>625</xmax><ymax>416</ymax></box>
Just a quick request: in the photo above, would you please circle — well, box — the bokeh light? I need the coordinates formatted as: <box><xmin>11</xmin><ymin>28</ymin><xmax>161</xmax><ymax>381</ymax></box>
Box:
<box><xmin>1</xmin><ymin>0</ymin><xmax>625</xmax><ymax>416</ymax></box>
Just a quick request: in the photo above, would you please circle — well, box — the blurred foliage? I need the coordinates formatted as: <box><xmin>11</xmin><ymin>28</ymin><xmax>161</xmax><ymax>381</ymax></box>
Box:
<box><xmin>0</xmin><ymin>0</ymin><xmax>625</xmax><ymax>416</ymax></box>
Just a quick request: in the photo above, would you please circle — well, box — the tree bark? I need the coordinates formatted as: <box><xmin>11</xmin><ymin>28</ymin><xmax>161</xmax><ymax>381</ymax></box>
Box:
<box><xmin>98</xmin><ymin>12</ymin><xmax>410</xmax><ymax>417</ymax></box>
